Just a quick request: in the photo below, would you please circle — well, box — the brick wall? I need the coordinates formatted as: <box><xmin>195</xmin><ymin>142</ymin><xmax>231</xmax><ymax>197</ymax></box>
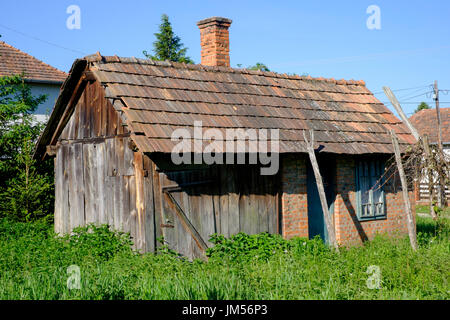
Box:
<box><xmin>280</xmin><ymin>154</ymin><xmax>309</xmax><ymax>239</ymax></box>
<box><xmin>334</xmin><ymin>156</ymin><xmax>413</xmax><ymax>246</ymax></box>
<box><xmin>280</xmin><ymin>154</ymin><xmax>413</xmax><ymax>245</ymax></box>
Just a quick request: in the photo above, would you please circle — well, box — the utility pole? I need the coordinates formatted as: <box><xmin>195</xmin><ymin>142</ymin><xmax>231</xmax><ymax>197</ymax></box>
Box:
<box><xmin>433</xmin><ymin>81</ymin><xmax>445</xmax><ymax>208</ymax></box>
<box><xmin>434</xmin><ymin>81</ymin><xmax>444</xmax><ymax>153</ymax></box>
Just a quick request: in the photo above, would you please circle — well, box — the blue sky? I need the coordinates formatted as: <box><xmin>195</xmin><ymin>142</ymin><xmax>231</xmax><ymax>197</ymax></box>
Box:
<box><xmin>1</xmin><ymin>0</ymin><xmax>449</xmax><ymax>116</ymax></box>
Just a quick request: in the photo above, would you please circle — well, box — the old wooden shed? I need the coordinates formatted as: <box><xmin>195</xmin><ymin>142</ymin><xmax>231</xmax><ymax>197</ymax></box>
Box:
<box><xmin>35</xmin><ymin>17</ymin><xmax>416</xmax><ymax>259</ymax></box>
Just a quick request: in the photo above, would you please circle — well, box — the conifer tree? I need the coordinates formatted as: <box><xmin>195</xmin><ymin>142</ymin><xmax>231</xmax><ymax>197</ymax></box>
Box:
<box><xmin>143</xmin><ymin>14</ymin><xmax>194</xmax><ymax>64</ymax></box>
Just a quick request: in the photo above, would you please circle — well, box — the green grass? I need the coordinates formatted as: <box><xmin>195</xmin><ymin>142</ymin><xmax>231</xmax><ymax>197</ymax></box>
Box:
<box><xmin>416</xmin><ymin>204</ymin><xmax>450</xmax><ymax>217</ymax></box>
<box><xmin>0</xmin><ymin>212</ymin><xmax>448</xmax><ymax>300</ymax></box>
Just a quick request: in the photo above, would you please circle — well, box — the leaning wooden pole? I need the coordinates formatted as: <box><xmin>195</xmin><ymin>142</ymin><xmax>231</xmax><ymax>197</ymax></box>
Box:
<box><xmin>303</xmin><ymin>130</ymin><xmax>338</xmax><ymax>251</ymax></box>
<box><xmin>383</xmin><ymin>87</ymin><xmax>421</xmax><ymax>141</ymax></box>
<box><xmin>390</xmin><ymin>130</ymin><xmax>418</xmax><ymax>251</ymax></box>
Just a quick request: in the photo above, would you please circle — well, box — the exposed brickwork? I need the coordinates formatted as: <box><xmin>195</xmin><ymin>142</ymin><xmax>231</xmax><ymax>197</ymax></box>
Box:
<box><xmin>197</xmin><ymin>17</ymin><xmax>232</xmax><ymax>67</ymax></box>
<box><xmin>280</xmin><ymin>155</ymin><xmax>413</xmax><ymax>245</ymax></box>
<box><xmin>280</xmin><ymin>155</ymin><xmax>309</xmax><ymax>239</ymax></box>
<box><xmin>334</xmin><ymin>156</ymin><xmax>413</xmax><ymax>246</ymax></box>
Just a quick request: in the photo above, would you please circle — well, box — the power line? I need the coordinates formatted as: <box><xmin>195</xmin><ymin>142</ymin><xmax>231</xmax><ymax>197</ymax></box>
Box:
<box><xmin>400</xmin><ymin>91</ymin><xmax>434</xmax><ymax>101</ymax></box>
<box><xmin>372</xmin><ymin>85</ymin><xmax>430</xmax><ymax>95</ymax></box>
<box><xmin>0</xmin><ymin>23</ymin><xmax>87</xmax><ymax>56</ymax></box>
<box><xmin>397</xmin><ymin>87</ymin><xmax>433</xmax><ymax>100</ymax></box>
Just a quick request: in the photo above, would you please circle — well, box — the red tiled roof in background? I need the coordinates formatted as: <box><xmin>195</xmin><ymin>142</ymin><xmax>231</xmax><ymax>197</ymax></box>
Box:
<box><xmin>0</xmin><ymin>41</ymin><xmax>67</xmax><ymax>83</ymax></box>
<box><xmin>409</xmin><ymin>108</ymin><xmax>450</xmax><ymax>144</ymax></box>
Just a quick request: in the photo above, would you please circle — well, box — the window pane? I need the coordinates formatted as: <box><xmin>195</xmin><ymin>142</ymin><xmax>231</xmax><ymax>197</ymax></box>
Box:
<box><xmin>358</xmin><ymin>159</ymin><xmax>385</xmax><ymax>219</ymax></box>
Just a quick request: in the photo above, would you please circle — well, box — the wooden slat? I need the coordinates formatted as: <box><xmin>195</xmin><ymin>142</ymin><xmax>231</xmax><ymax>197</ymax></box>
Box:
<box><xmin>219</xmin><ymin>167</ymin><xmax>229</xmax><ymax>237</ymax></box>
<box><xmin>134</xmin><ymin>152</ymin><xmax>146</xmax><ymax>252</ymax></box>
<box><xmin>83</xmin><ymin>143</ymin><xmax>96</xmax><ymax>224</ymax></box>
<box><xmin>54</xmin><ymin>148</ymin><xmax>63</xmax><ymax>234</ymax></box>
<box><xmin>97</xmin><ymin>143</ymin><xmax>107</xmax><ymax>225</ymax></box>
<box><xmin>126</xmin><ymin>175</ymin><xmax>135</xmax><ymax>246</ymax></box>
<box><xmin>60</xmin><ymin>144</ymin><xmax>70</xmax><ymax>233</ymax></box>
<box><xmin>164</xmin><ymin>191</ymin><xmax>208</xmax><ymax>258</ymax></box>
<box><xmin>228</xmin><ymin>166</ymin><xmax>240</xmax><ymax>235</ymax></box>
<box><xmin>143</xmin><ymin>156</ymin><xmax>156</xmax><ymax>252</ymax></box>
<box><xmin>68</xmin><ymin>143</ymin><xmax>85</xmax><ymax>229</ymax></box>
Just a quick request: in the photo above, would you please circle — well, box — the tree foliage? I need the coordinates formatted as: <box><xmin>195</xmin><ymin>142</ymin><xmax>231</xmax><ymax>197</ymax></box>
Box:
<box><xmin>248</xmin><ymin>62</ymin><xmax>270</xmax><ymax>72</ymax></box>
<box><xmin>0</xmin><ymin>75</ymin><xmax>54</xmax><ymax>221</ymax></box>
<box><xmin>143</xmin><ymin>14</ymin><xmax>194</xmax><ymax>64</ymax></box>
<box><xmin>415</xmin><ymin>102</ymin><xmax>431</xmax><ymax>113</ymax></box>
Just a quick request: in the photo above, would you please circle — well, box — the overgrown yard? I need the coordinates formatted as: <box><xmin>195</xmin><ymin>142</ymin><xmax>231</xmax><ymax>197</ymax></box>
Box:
<box><xmin>0</xmin><ymin>212</ymin><xmax>448</xmax><ymax>300</ymax></box>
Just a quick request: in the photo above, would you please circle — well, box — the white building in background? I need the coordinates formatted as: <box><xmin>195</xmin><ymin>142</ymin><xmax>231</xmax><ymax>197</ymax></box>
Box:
<box><xmin>409</xmin><ymin>108</ymin><xmax>450</xmax><ymax>204</ymax></box>
<box><xmin>0</xmin><ymin>41</ymin><xmax>67</xmax><ymax>122</ymax></box>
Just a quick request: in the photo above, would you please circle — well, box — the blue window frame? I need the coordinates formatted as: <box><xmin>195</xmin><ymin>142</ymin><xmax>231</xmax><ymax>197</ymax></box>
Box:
<box><xmin>356</xmin><ymin>159</ymin><xmax>386</xmax><ymax>221</ymax></box>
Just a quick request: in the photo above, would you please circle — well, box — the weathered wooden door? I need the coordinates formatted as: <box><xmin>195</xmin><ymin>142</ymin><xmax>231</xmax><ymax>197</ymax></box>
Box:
<box><xmin>158</xmin><ymin>168</ymin><xmax>218</xmax><ymax>260</ymax></box>
<box><xmin>157</xmin><ymin>165</ymin><xmax>279</xmax><ymax>260</ymax></box>
<box><xmin>307</xmin><ymin>157</ymin><xmax>335</xmax><ymax>243</ymax></box>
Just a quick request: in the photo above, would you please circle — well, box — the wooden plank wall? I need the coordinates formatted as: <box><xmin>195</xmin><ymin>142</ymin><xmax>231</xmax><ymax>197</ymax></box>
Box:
<box><xmin>54</xmin><ymin>80</ymin><xmax>156</xmax><ymax>252</ymax></box>
<box><xmin>157</xmin><ymin>165</ymin><xmax>279</xmax><ymax>259</ymax></box>
<box><xmin>53</xmin><ymin>79</ymin><xmax>280</xmax><ymax>258</ymax></box>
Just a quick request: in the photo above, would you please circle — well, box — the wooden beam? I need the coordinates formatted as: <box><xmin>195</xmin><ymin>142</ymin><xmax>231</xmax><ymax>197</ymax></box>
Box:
<box><xmin>303</xmin><ymin>130</ymin><xmax>338</xmax><ymax>250</ymax></box>
<box><xmin>390</xmin><ymin>130</ymin><xmax>418</xmax><ymax>251</ymax></box>
<box><xmin>83</xmin><ymin>71</ymin><xmax>96</xmax><ymax>82</ymax></box>
<box><xmin>383</xmin><ymin>87</ymin><xmax>421</xmax><ymax>141</ymax></box>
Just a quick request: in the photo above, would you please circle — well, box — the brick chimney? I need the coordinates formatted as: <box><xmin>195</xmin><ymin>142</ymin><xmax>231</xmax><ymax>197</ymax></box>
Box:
<box><xmin>197</xmin><ymin>17</ymin><xmax>232</xmax><ymax>67</ymax></box>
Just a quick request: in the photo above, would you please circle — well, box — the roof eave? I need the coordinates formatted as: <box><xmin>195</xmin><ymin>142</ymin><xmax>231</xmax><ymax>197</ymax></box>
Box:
<box><xmin>25</xmin><ymin>78</ymin><xmax>66</xmax><ymax>85</ymax></box>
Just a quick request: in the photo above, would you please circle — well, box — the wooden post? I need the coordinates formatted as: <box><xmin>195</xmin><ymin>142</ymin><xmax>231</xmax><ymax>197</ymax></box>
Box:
<box><xmin>390</xmin><ymin>130</ymin><xmax>418</xmax><ymax>251</ymax></box>
<box><xmin>434</xmin><ymin>81</ymin><xmax>444</xmax><ymax>153</ymax></box>
<box><xmin>383</xmin><ymin>87</ymin><xmax>420</xmax><ymax>141</ymax></box>
<box><xmin>422</xmin><ymin>135</ymin><xmax>438</xmax><ymax>220</ymax></box>
<box><xmin>303</xmin><ymin>130</ymin><xmax>338</xmax><ymax>250</ymax></box>
<box><xmin>433</xmin><ymin>81</ymin><xmax>446</xmax><ymax>208</ymax></box>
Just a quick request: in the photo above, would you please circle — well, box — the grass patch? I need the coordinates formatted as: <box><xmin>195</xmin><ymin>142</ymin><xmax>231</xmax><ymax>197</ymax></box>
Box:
<box><xmin>0</xmin><ymin>214</ymin><xmax>448</xmax><ymax>300</ymax></box>
<box><xmin>416</xmin><ymin>205</ymin><xmax>450</xmax><ymax>217</ymax></box>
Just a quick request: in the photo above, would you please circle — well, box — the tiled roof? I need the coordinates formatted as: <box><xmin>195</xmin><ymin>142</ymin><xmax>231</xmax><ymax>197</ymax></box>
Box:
<box><xmin>36</xmin><ymin>54</ymin><xmax>416</xmax><ymax>157</ymax></box>
<box><xmin>409</xmin><ymin>108</ymin><xmax>450</xmax><ymax>144</ymax></box>
<box><xmin>0</xmin><ymin>41</ymin><xmax>67</xmax><ymax>83</ymax></box>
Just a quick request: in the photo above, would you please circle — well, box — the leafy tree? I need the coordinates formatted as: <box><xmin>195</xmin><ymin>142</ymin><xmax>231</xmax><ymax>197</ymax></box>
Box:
<box><xmin>248</xmin><ymin>62</ymin><xmax>270</xmax><ymax>72</ymax></box>
<box><xmin>415</xmin><ymin>102</ymin><xmax>431</xmax><ymax>113</ymax></box>
<box><xmin>0</xmin><ymin>75</ymin><xmax>54</xmax><ymax>221</ymax></box>
<box><xmin>143</xmin><ymin>14</ymin><xmax>194</xmax><ymax>64</ymax></box>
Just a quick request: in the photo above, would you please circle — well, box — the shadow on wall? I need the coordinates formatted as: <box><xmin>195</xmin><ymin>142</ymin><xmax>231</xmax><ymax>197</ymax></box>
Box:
<box><xmin>341</xmin><ymin>191</ymin><xmax>369</xmax><ymax>243</ymax></box>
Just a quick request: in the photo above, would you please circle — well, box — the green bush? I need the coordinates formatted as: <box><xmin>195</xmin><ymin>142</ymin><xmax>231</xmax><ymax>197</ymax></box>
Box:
<box><xmin>207</xmin><ymin>232</ymin><xmax>292</xmax><ymax>262</ymax></box>
<box><xmin>62</xmin><ymin>224</ymin><xmax>134</xmax><ymax>262</ymax></box>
